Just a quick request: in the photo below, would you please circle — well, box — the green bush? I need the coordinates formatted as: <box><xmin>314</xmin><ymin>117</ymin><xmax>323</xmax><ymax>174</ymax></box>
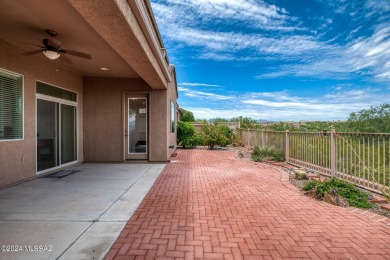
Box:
<box><xmin>177</xmin><ymin>121</ymin><xmax>201</xmax><ymax>148</ymax></box>
<box><xmin>302</xmin><ymin>178</ymin><xmax>373</xmax><ymax>208</ymax></box>
<box><xmin>200</xmin><ymin>123</ymin><xmax>231</xmax><ymax>149</ymax></box>
<box><xmin>251</xmin><ymin>146</ymin><xmax>284</xmax><ymax>162</ymax></box>
<box><xmin>302</xmin><ymin>180</ymin><xmax>318</xmax><ymax>191</ymax></box>
<box><xmin>180</xmin><ymin>108</ymin><xmax>195</xmax><ymax>122</ymax></box>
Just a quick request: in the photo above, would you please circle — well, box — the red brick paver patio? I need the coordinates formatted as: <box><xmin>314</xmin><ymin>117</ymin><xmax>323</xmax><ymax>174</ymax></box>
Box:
<box><xmin>106</xmin><ymin>149</ymin><xmax>390</xmax><ymax>260</ymax></box>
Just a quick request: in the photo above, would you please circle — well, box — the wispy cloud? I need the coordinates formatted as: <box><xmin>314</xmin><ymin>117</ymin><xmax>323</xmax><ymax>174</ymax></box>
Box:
<box><xmin>179</xmin><ymin>86</ymin><xmax>390</xmax><ymax>121</ymax></box>
<box><xmin>152</xmin><ymin>1</ymin><xmax>321</xmax><ymax>59</ymax></box>
<box><xmin>153</xmin><ymin>0</ymin><xmax>390</xmax><ymax>121</ymax></box>
<box><xmin>154</xmin><ymin>21</ymin><xmax>326</xmax><ymax>56</ymax></box>
<box><xmin>365</xmin><ymin>0</ymin><xmax>390</xmax><ymax>18</ymax></box>
<box><xmin>154</xmin><ymin>0</ymin><xmax>293</xmax><ymax>29</ymax></box>
<box><xmin>180</xmin><ymin>82</ymin><xmax>221</xmax><ymax>87</ymax></box>
<box><xmin>258</xmin><ymin>26</ymin><xmax>390</xmax><ymax>80</ymax></box>
<box><xmin>241</xmin><ymin>89</ymin><xmax>374</xmax><ymax>113</ymax></box>
<box><xmin>188</xmin><ymin>107</ymin><xmax>346</xmax><ymax>121</ymax></box>
<box><xmin>178</xmin><ymin>87</ymin><xmax>233</xmax><ymax>100</ymax></box>
<box><xmin>154</xmin><ymin>0</ymin><xmax>390</xmax><ymax>81</ymax></box>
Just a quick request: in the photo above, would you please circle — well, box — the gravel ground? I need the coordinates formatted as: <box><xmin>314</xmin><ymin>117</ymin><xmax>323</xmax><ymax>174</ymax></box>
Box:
<box><xmin>287</xmin><ymin>173</ymin><xmax>390</xmax><ymax>218</ymax></box>
<box><xmin>289</xmin><ymin>174</ymin><xmax>309</xmax><ymax>190</ymax></box>
<box><xmin>228</xmin><ymin>145</ymin><xmax>390</xmax><ymax>218</ymax></box>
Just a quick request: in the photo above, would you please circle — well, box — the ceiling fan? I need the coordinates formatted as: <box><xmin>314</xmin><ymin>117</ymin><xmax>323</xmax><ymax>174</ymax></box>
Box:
<box><xmin>21</xmin><ymin>29</ymin><xmax>92</xmax><ymax>65</ymax></box>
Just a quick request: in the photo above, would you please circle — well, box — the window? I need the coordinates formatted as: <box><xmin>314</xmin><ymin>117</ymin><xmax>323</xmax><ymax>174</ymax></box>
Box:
<box><xmin>0</xmin><ymin>70</ymin><xmax>23</xmax><ymax>140</ymax></box>
<box><xmin>170</xmin><ymin>101</ymin><xmax>175</xmax><ymax>133</ymax></box>
<box><xmin>36</xmin><ymin>81</ymin><xmax>77</xmax><ymax>102</ymax></box>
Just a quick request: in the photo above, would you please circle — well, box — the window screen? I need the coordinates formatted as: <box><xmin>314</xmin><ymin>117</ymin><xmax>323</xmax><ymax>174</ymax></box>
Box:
<box><xmin>0</xmin><ymin>70</ymin><xmax>23</xmax><ymax>140</ymax></box>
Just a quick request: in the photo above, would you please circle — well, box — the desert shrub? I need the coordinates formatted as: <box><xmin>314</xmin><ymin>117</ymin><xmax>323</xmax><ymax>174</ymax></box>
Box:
<box><xmin>177</xmin><ymin>121</ymin><xmax>201</xmax><ymax>148</ymax></box>
<box><xmin>251</xmin><ymin>146</ymin><xmax>284</xmax><ymax>162</ymax></box>
<box><xmin>302</xmin><ymin>178</ymin><xmax>373</xmax><ymax>208</ymax></box>
<box><xmin>302</xmin><ymin>180</ymin><xmax>318</xmax><ymax>191</ymax></box>
<box><xmin>200</xmin><ymin>123</ymin><xmax>231</xmax><ymax>149</ymax></box>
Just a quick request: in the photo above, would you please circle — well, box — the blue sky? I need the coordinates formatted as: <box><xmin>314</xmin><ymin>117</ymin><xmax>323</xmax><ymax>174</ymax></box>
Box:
<box><xmin>151</xmin><ymin>0</ymin><xmax>390</xmax><ymax>121</ymax></box>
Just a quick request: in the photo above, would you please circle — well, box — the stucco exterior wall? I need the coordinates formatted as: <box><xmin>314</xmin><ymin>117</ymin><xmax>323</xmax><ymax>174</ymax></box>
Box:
<box><xmin>149</xmin><ymin>90</ymin><xmax>168</xmax><ymax>162</ymax></box>
<box><xmin>83</xmin><ymin>77</ymin><xmax>169</xmax><ymax>162</ymax></box>
<box><xmin>0</xmin><ymin>40</ymin><xmax>84</xmax><ymax>187</ymax></box>
<box><xmin>68</xmin><ymin>0</ymin><xmax>168</xmax><ymax>89</ymax></box>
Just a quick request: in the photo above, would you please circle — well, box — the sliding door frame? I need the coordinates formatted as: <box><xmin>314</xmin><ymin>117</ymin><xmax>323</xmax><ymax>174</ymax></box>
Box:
<box><xmin>35</xmin><ymin>93</ymin><xmax>78</xmax><ymax>174</ymax></box>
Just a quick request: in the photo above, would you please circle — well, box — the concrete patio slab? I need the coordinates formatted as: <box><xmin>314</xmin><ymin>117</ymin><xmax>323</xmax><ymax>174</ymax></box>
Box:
<box><xmin>0</xmin><ymin>163</ymin><xmax>165</xmax><ymax>260</ymax></box>
<box><xmin>0</xmin><ymin>221</ymin><xmax>90</xmax><ymax>260</ymax></box>
<box><xmin>60</xmin><ymin>222</ymin><xmax>125</xmax><ymax>260</ymax></box>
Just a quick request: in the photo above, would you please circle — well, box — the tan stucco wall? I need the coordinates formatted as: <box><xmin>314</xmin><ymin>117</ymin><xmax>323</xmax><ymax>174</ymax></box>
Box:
<box><xmin>68</xmin><ymin>0</ymin><xmax>168</xmax><ymax>89</ymax></box>
<box><xmin>0</xmin><ymin>40</ymin><xmax>84</xmax><ymax>187</ymax></box>
<box><xmin>149</xmin><ymin>90</ymin><xmax>168</xmax><ymax>161</ymax></box>
<box><xmin>83</xmin><ymin>77</ymin><xmax>169</xmax><ymax>162</ymax></box>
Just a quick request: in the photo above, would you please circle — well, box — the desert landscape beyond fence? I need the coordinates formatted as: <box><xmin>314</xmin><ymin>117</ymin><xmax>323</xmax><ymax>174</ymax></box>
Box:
<box><xmin>240</xmin><ymin>129</ymin><xmax>390</xmax><ymax>193</ymax></box>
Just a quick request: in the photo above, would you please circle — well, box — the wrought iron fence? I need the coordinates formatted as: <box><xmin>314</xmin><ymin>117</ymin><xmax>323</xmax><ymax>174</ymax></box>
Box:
<box><xmin>240</xmin><ymin>129</ymin><xmax>390</xmax><ymax>192</ymax></box>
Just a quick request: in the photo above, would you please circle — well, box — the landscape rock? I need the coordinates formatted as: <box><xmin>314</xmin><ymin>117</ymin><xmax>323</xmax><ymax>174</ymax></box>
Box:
<box><xmin>368</xmin><ymin>195</ymin><xmax>387</xmax><ymax>204</ymax></box>
<box><xmin>304</xmin><ymin>189</ymin><xmax>321</xmax><ymax>199</ymax></box>
<box><xmin>323</xmin><ymin>191</ymin><xmax>349</xmax><ymax>207</ymax></box>
<box><xmin>381</xmin><ymin>204</ymin><xmax>390</xmax><ymax>212</ymax></box>
<box><xmin>294</xmin><ymin>170</ymin><xmax>308</xmax><ymax>180</ymax></box>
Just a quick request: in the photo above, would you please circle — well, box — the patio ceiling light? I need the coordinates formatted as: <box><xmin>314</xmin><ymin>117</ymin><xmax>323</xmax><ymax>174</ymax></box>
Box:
<box><xmin>43</xmin><ymin>50</ymin><xmax>60</xmax><ymax>60</ymax></box>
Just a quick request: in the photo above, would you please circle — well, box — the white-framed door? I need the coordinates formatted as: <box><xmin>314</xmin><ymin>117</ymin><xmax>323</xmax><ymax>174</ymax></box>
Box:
<box><xmin>125</xmin><ymin>94</ymin><xmax>148</xmax><ymax>160</ymax></box>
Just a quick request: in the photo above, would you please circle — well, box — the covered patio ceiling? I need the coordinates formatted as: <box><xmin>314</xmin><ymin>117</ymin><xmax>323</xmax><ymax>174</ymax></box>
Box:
<box><xmin>0</xmin><ymin>0</ymin><xmax>169</xmax><ymax>89</ymax></box>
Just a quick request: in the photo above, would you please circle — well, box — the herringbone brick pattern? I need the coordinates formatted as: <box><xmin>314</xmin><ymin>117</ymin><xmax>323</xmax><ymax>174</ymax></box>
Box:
<box><xmin>106</xmin><ymin>149</ymin><xmax>390</xmax><ymax>260</ymax></box>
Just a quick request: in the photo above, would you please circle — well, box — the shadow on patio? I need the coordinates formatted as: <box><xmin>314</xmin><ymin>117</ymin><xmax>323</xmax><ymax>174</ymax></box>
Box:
<box><xmin>0</xmin><ymin>163</ymin><xmax>165</xmax><ymax>260</ymax></box>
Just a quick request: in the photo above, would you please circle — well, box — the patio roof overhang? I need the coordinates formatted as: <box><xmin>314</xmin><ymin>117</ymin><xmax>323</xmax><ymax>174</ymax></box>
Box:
<box><xmin>0</xmin><ymin>0</ymin><xmax>171</xmax><ymax>89</ymax></box>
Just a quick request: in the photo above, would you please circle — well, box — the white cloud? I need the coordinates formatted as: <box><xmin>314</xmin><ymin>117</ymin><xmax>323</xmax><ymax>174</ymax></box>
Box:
<box><xmin>151</xmin><ymin>1</ymin><xmax>319</xmax><ymax>59</ymax></box>
<box><xmin>154</xmin><ymin>23</ymin><xmax>328</xmax><ymax>56</ymax></box>
<box><xmin>187</xmin><ymin>106</ymin><xmax>350</xmax><ymax>121</ymax></box>
<box><xmin>258</xmin><ymin>26</ymin><xmax>390</xmax><ymax>80</ymax></box>
<box><xmin>199</xmin><ymin>52</ymin><xmax>262</xmax><ymax>61</ymax></box>
<box><xmin>160</xmin><ymin>0</ymin><xmax>289</xmax><ymax>26</ymax></box>
<box><xmin>153</xmin><ymin>0</ymin><xmax>390</xmax><ymax>81</ymax></box>
<box><xmin>154</xmin><ymin>0</ymin><xmax>390</xmax><ymax>121</ymax></box>
<box><xmin>179</xmin><ymin>87</ymin><xmax>390</xmax><ymax>121</ymax></box>
<box><xmin>365</xmin><ymin>0</ymin><xmax>390</xmax><ymax>17</ymax></box>
<box><xmin>179</xmin><ymin>87</ymin><xmax>233</xmax><ymax>100</ymax></box>
<box><xmin>180</xmin><ymin>82</ymin><xmax>221</xmax><ymax>87</ymax></box>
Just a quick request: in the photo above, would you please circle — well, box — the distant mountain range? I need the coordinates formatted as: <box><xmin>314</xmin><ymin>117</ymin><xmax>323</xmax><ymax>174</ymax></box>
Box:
<box><xmin>257</xmin><ymin>119</ymin><xmax>275</xmax><ymax>123</ymax></box>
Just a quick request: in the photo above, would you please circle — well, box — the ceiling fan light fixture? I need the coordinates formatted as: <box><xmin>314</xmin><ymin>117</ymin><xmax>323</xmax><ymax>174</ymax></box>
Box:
<box><xmin>43</xmin><ymin>50</ymin><xmax>60</xmax><ymax>60</ymax></box>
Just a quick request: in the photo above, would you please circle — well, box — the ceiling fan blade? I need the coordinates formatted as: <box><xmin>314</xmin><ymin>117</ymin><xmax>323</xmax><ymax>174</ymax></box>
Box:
<box><xmin>21</xmin><ymin>49</ymin><xmax>42</xmax><ymax>56</ymax></box>
<box><xmin>60</xmin><ymin>49</ymin><xmax>92</xmax><ymax>60</ymax></box>
<box><xmin>13</xmin><ymin>40</ymin><xmax>43</xmax><ymax>48</ymax></box>
<box><xmin>59</xmin><ymin>54</ymin><xmax>73</xmax><ymax>65</ymax></box>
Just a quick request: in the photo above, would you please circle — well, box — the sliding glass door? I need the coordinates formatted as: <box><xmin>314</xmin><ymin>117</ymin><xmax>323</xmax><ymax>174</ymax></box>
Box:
<box><xmin>61</xmin><ymin>104</ymin><xmax>77</xmax><ymax>164</ymax></box>
<box><xmin>37</xmin><ymin>99</ymin><xmax>58</xmax><ymax>171</ymax></box>
<box><xmin>37</xmin><ymin>99</ymin><xmax>77</xmax><ymax>172</ymax></box>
